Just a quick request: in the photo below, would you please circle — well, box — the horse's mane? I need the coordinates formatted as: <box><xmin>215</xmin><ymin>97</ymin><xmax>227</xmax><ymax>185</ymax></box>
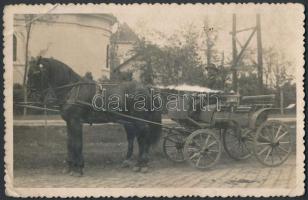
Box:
<box><xmin>40</xmin><ymin>57</ymin><xmax>82</xmax><ymax>86</ymax></box>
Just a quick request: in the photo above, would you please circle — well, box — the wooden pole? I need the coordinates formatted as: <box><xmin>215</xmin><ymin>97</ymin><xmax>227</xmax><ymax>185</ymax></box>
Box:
<box><xmin>256</xmin><ymin>14</ymin><xmax>263</xmax><ymax>94</ymax></box>
<box><xmin>280</xmin><ymin>88</ymin><xmax>284</xmax><ymax>114</ymax></box>
<box><xmin>221</xmin><ymin>51</ymin><xmax>224</xmax><ymax>66</ymax></box>
<box><xmin>233</xmin><ymin>28</ymin><xmax>257</xmax><ymax>67</ymax></box>
<box><xmin>232</xmin><ymin>14</ymin><xmax>238</xmax><ymax>92</ymax></box>
<box><xmin>22</xmin><ymin>17</ymin><xmax>32</xmax><ymax>115</ymax></box>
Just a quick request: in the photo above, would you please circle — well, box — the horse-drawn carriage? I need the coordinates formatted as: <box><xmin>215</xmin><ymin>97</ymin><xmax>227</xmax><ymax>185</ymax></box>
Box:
<box><xmin>23</xmin><ymin>57</ymin><xmax>293</xmax><ymax>174</ymax></box>
<box><xmin>162</xmin><ymin>89</ymin><xmax>293</xmax><ymax>169</ymax></box>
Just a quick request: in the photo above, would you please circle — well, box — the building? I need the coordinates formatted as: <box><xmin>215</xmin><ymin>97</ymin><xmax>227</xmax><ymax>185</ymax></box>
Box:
<box><xmin>112</xmin><ymin>53</ymin><xmax>143</xmax><ymax>81</ymax></box>
<box><xmin>13</xmin><ymin>14</ymin><xmax>117</xmax><ymax>83</ymax></box>
<box><xmin>109</xmin><ymin>23</ymin><xmax>142</xmax><ymax>81</ymax></box>
<box><xmin>111</xmin><ymin>23</ymin><xmax>139</xmax><ymax>65</ymax></box>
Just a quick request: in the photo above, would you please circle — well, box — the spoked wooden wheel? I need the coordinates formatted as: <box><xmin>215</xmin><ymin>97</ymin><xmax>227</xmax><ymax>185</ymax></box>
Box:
<box><xmin>254</xmin><ymin>120</ymin><xmax>292</xmax><ymax>167</ymax></box>
<box><xmin>223</xmin><ymin>127</ymin><xmax>254</xmax><ymax>160</ymax></box>
<box><xmin>163</xmin><ymin>129</ymin><xmax>186</xmax><ymax>163</ymax></box>
<box><xmin>184</xmin><ymin>129</ymin><xmax>222</xmax><ymax>169</ymax></box>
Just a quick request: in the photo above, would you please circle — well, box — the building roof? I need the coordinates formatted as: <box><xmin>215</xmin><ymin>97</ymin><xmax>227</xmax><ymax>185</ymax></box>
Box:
<box><xmin>115</xmin><ymin>23</ymin><xmax>139</xmax><ymax>43</ymax></box>
<box><xmin>14</xmin><ymin>13</ymin><xmax>118</xmax><ymax>26</ymax></box>
<box><xmin>82</xmin><ymin>14</ymin><xmax>117</xmax><ymax>25</ymax></box>
<box><xmin>113</xmin><ymin>53</ymin><xmax>141</xmax><ymax>72</ymax></box>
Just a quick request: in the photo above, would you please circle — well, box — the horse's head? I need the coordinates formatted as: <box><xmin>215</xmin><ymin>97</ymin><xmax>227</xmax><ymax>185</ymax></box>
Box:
<box><xmin>27</xmin><ymin>56</ymin><xmax>56</xmax><ymax>103</ymax></box>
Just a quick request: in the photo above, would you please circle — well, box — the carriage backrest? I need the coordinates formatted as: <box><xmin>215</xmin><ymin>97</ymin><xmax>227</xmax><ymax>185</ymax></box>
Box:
<box><xmin>167</xmin><ymin>95</ymin><xmax>190</xmax><ymax>120</ymax></box>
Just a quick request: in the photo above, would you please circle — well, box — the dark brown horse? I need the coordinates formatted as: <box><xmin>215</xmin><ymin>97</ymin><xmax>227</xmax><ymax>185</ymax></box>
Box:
<box><xmin>27</xmin><ymin>57</ymin><xmax>162</xmax><ymax>176</ymax></box>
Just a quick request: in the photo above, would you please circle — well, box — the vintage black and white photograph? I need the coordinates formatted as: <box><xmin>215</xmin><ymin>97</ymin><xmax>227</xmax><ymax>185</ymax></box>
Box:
<box><xmin>3</xmin><ymin>3</ymin><xmax>305</xmax><ymax>197</ymax></box>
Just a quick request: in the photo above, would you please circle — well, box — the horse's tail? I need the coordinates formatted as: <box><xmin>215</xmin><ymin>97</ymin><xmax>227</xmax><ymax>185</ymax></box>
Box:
<box><xmin>148</xmin><ymin>110</ymin><xmax>162</xmax><ymax>145</ymax></box>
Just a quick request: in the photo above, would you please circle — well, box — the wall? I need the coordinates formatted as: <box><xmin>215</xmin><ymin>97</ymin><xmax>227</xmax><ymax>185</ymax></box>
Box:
<box><xmin>116</xmin><ymin>42</ymin><xmax>135</xmax><ymax>64</ymax></box>
<box><xmin>13</xmin><ymin>14</ymin><xmax>115</xmax><ymax>83</ymax></box>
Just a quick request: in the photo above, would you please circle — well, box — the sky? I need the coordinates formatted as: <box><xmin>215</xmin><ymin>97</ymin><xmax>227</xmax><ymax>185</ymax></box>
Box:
<box><xmin>102</xmin><ymin>4</ymin><xmax>304</xmax><ymax>75</ymax></box>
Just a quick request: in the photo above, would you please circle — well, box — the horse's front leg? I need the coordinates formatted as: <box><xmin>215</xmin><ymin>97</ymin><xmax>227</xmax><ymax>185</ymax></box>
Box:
<box><xmin>63</xmin><ymin>120</ymin><xmax>73</xmax><ymax>174</ymax></box>
<box><xmin>65</xmin><ymin>117</ymin><xmax>84</xmax><ymax>177</ymax></box>
<box><xmin>122</xmin><ymin>136</ymin><xmax>135</xmax><ymax>168</ymax></box>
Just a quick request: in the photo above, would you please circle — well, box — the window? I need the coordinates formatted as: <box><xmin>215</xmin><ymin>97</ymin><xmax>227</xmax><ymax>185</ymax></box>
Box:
<box><xmin>13</xmin><ymin>34</ymin><xmax>17</xmax><ymax>61</ymax></box>
<box><xmin>106</xmin><ymin>44</ymin><xmax>109</xmax><ymax>68</ymax></box>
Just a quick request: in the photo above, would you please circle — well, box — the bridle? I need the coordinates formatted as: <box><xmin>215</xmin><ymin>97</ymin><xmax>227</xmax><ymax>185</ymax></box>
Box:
<box><xmin>28</xmin><ymin>59</ymin><xmax>59</xmax><ymax>106</ymax></box>
<box><xmin>30</xmin><ymin>63</ymin><xmax>102</xmax><ymax>107</ymax></box>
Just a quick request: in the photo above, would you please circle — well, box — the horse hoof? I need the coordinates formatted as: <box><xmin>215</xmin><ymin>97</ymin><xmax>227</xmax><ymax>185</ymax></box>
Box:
<box><xmin>140</xmin><ymin>167</ymin><xmax>148</xmax><ymax>173</ymax></box>
<box><xmin>132</xmin><ymin>166</ymin><xmax>141</xmax><ymax>172</ymax></box>
<box><xmin>69</xmin><ymin>171</ymin><xmax>83</xmax><ymax>177</ymax></box>
<box><xmin>69</xmin><ymin>169</ymin><xmax>83</xmax><ymax>177</ymax></box>
<box><xmin>62</xmin><ymin>167</ymin><xmax>71</xmax><ymax>174</ymax></box>
<box><xmin>121</xmin><ymin>160</ymin><xmax>131</xmax><ymax>168</ymax></box>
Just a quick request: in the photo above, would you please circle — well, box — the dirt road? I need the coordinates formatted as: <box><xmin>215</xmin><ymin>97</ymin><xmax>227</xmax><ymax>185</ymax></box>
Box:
<box><xmin>14</xmin><ymin>153</ymin><xmax>296</xmax><ymax>188</ymax></box>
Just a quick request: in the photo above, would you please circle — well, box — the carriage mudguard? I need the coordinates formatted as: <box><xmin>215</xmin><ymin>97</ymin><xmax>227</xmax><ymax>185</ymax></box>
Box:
<box><xmin>249</xmin><ymin>108</ymin><xmax>280</xmax><ymax>129</ymax></box>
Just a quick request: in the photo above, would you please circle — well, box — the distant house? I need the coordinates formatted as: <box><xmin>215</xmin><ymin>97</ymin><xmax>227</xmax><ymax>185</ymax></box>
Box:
<box><xmin>109</xmin><ymin>23</ymin><xmax>142</xmax><ymax>81</ymax></box>
<box><xmin>112</xmin><ymin>53</ymin><xmax>143</xmax><ymax>81</ymax></box>
<box><xmin>13</xmin><ymin>14</ymin><xmax>117</xmax><ymax>83</ymax></box>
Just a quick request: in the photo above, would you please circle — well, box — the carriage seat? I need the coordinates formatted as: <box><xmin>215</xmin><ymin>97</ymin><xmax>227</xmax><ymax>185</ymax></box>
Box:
<box><xmin>190</xmin><ymin>104</ymin><xmax>217</xmax><ymax>124</ymax></box>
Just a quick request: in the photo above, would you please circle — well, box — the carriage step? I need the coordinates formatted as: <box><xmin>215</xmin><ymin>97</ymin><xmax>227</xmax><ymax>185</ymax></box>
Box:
<box><xmin>196</xmin><ymin>122</ymin><xmax>211</xmax><ymax>128</ymax></box>
<box><xmin>186</xmin><ymin>117</ymin><xmax>211</xmax><ymax>128</ymax></box>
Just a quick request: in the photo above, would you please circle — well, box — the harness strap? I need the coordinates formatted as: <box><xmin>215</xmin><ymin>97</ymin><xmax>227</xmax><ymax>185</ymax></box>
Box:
<box><xmin>75</xmin><ymin>85</ymin><xmax>80</xmax><ymax>100</ymax></box>
<box><xmin>74</xmin><ymin>100</ymin><xmax>190</xmax><ymax>133</ymax></box>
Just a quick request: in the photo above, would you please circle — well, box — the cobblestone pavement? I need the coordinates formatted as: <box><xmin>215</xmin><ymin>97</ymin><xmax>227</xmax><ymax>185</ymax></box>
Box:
<box><xmin>14</xmin><ymin>153</ymin><xmax>296</xmax><ymax>188</ymax></box>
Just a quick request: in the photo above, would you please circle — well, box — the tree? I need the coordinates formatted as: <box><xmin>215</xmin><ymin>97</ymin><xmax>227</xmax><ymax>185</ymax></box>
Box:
<box><xmin>263</xmin><ymin>47</ymin><xmax>293</xmax><ymax>90</ymax></box>
<box><xmin>20</xmin><ymin>14</ymin><xmax>59</xmax><ymax>115</ymax></box>
<box><xmin>235</xmin><ymin>46</ymin><xmax>295</xmax><ymax>104</ymax></box>
<box><xmin>238</xmin><ymin>73</ymin><xmax>260</xmax><ymax>96</ymax></box>
<box><xmin>280</xmin><ymin>81</ymin><xmax>296</xmax><ymax>107</ymax></box>
<box><xmin>132</xmin><ymin>38</ymin><xmax>162</xmax><ymax>84</ymax></box>
<box><xmin>131</xmin><ymin>23</ymin><xmax>230</xmax><ymax>88</ymax></box>
<box><xmin>203</xmin><ymin>18</ymin><xmax>220</xmax><ymax>67</ymax></box>
<box><xmin>206</xmin><ymin>64</ymin><xmax>231</xmax><ymax>91</ymax></box>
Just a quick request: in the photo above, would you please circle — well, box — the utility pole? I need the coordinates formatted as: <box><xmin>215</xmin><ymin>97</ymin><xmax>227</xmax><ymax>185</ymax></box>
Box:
<box><xmin>256</xmin><ymin>14</ymin><xmax>263</xmax><ymax>94</ymax></box>
<box><xmin>206</xmin><ymin>34</ymin><xmax>212</xmax><ymax>66</ymax></box>
<box><xmin>231</xmin><ymin>14</ymin><xmax>238</xmax><ymax>92</ymax></box>
<box><xmin>230</xmin><ymin>14</ymin><xmax>263</xmax><ymax>94</ymax></box>
<box><xmin>204</xmin><ymin>17</ymin><xmax>212</xmax><ymax>67</ymax></box>
<box><xmin>221</xmin><ymin>51</ymin><xmax>224</xmax><ymax>67</ymax></box>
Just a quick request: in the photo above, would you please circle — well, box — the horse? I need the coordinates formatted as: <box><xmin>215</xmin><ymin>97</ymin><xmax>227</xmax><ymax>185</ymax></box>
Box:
<box><xmin>27</xmin><ymin>57</ymin><xmax>162</xmax><ymax>176</ymax></box>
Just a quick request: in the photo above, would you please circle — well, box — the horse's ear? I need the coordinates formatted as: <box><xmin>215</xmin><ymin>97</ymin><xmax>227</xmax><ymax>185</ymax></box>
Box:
<box><xmin>36</xmin><ymin>56</ymin><xmax>42</xmax><ymax>65</ymax></box>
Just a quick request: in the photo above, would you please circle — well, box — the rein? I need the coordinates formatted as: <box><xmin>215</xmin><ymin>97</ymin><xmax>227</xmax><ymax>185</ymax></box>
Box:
<box><xmin>44</xmin><ymin>81</ymin><xmax>119</xmax><ymax>92</ymax></box>
<box><xmin>40</xmin><ymin>80</ymin><xmax>213</xmax><ymax>107</ymax></box>
<box><xmin>40</xmin><ymin>81</ymin><xmax>120</xmax><ymax>106</ymax></box>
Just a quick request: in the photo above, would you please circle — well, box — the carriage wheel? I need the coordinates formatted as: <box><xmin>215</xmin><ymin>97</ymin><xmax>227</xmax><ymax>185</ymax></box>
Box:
<box><xmin>184</xmin><ymin>129</ymin><xmax>222</xmax><ymax>169</ymax></box>
<box><xmin>223</xmin><ymin>128</ymin><xmax>253</xmax><ymax>160</ymax></box>
<box><xmin>254</xmin><ymin>120</ymin><xmax>292</xmax><ymax>167</ymax></box>
<box><xmin>163</xmin><ymin>129</ymin><xmax>186</xmax><ymax>163</ymax></box>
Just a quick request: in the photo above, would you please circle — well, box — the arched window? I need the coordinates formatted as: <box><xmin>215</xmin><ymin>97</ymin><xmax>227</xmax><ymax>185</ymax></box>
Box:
<box><xmin>13</xmin><ymin>34</ymin><xmax>17</xmax><ymax>61</ymax></box>
<box><xmin>106</xmin><ymin>44</ymin><xmax>109</xmax><ymax>68</ymax></box>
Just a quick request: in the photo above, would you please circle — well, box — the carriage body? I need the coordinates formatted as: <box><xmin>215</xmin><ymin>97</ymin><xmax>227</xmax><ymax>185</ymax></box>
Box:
<box><xmin>166</xmin><ymin>93</ymin><xmax>273</xmax><ymax>129</ymax></box>
<box><xmin>164</xmin><ymin>92</ymin><xmax>293</xmax><ymax>169</ymax></box>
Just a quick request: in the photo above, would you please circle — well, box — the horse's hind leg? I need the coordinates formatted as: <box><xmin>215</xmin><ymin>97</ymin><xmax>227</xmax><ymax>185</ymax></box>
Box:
<box><xmin>132</xmin><ymin>135</ymin><xmax>145</xmax><ymax>172</ymax></box>
<box><xmin>141</xmin><ymin>140</ymin><xmax>151</xmax><ymax>173</ymax></box>
<box><xmin>121</xmin><ymin>121</ymin><xmax>136</xmax><ymax>168</ymax></box>
<box><xmin>133</xmin><ymin>123</ymin><xmax>150</xmax><ymax>173</ymax></box>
